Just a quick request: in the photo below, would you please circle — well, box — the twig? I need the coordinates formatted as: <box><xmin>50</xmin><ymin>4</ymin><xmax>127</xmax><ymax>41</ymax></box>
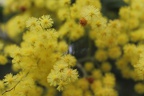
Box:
<box><xmin>2</xmin><ymin>72</ymin><xmax>29</xmax><ymax>95</ymax></box>
<box><xmin>76</xmin><ymin>62</ymin><xmax>88</xmax><ymax>77</ymax></box>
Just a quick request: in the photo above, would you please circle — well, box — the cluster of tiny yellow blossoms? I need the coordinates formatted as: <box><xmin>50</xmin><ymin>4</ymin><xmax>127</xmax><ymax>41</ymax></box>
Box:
<box><xmin>62</xmin><ymin>72</ymin><xmax>117</xmax><ymax>96</ymax></box>
<box><xmin>2</xmin><ymin>14</ymin><xmax>29</xmax><ymax>42</ymax></box>
<box><xmin>1</xmin><ymin>0</ymin><xmax>144</xmax><ymax>96</ymax></box>
<box><xmin>47</xmin><ymin>55</ymin><xmax>78</xmax><ymax>91</ymax></box>
<box><xmin>26</xmin><ymin>15</ymin><xmax>53</xmax><ymax>30</ymax></box>
<box><xmin>0</xmin><ymin>14</ymin><xmax>78</xmax><ymax>95</ymax></box>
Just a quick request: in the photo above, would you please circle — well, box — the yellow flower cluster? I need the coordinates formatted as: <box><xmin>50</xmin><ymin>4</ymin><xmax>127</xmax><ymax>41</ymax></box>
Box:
<box><xmin>134</xmin><ymin>83</ymin><xmax>144</xmax><ymax>94</ymax></box>
<box><xmin>91</xmin><ymin>73</ymin><xmax>117</xmax><ymax>96</ymax></box>
<box><xmin>2</xmin><ymin>0</ymin><xmax>101</xmax><ymax>43</ymax></box>
<box><xmin>47</xmin><ymin>57</ymin><xmax>78</xmax><ymax>91</ymax></box>
<box><xmin>2</xmin><ymin>14</ymin><xmax>29</xmax><ymax>42</ymax></box>
<box><xmin>62</xmin><ymin>73</ymin><xmax>117</xmax><ymax>96</ymax></box>
<box><xmin>0</xmin><ymin>72</ymin><xmax>43</xmax><ymax>96</ymax></box>
<box><xmin>1</xmin><ymin>0</ymin><xmax>144</xmax><ymax>95</ymax></box>
<box><xmin>0</xmin><ymin>14</ymin><xmax>78</xmax><ymax>95</ymax></box>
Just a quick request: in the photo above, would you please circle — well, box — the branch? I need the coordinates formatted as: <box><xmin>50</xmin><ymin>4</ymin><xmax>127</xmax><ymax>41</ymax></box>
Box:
<box><xmin>2</xmin><ymin>72</ymin><xmax>29</xmax><ymax>95</ymax></box>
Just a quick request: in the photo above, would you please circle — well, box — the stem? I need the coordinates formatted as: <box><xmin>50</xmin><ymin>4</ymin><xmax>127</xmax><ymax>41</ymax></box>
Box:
<box><xmin>76</xmin><ymin>62</ymin><xmax>88</xmax><ymax>77</ymax></box>
<box><xmin>88</xmin><ymin>39</ymin><xmax>92</xmax><ymax>57</ymax></box>
<box><xmin>78</xmin><ymin>56</ymin><xmax>95</xmax><ymax>62</ymax></box>
<box><xmin>2</xmin><ymin>72</ymin><xmax>29</xmax><ymax>95</ymax></box>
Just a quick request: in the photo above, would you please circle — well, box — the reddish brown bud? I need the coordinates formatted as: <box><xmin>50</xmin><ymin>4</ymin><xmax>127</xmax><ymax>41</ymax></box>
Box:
<box><xmin>20</xmin><ymin>6</ymin><xmax>26</xmax><ymax>12</ymax></box>
<box><xmin>79</xmin><ymin>17</ymin><xmax>87</xmax><ymax>26</ymax></box>
<box><xmin>86</xmin><ymin>77</ymin><xmax>94</xmax><ymax>84</ymax></box>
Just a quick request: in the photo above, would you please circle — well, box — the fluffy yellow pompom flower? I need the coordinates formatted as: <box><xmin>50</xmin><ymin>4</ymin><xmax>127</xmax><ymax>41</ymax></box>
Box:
<box><xmin>62</xmin><ymin>54</ymin><xmax>77</xmax><ymax>67</ymax></box>
<box><xmin>26</xmin><ymin>15</ymin><xmax>53</xmax><ymax>31</ymax></box>
<box><xmin>84</xmin><ymin>62</ymin><xmax>94</xmax><ymax>72</ymax></box>
<box><xmin>58</xmin><ymin>41</ymin><xmax>68</xmax><ymax>53</ymax></box>
<box><xmin>108</xmin><ymin>46</ymin><xmax>121</xmax><ymax>59</ymax></box>
<box><xmin>0</xmin><ymin>55</ymin><xmax>7</xmax><ymax>65</ymax></box>
<box><xmin>92</xmin><ymin>69</ymin><xmax>102</xmax><ymax>79</ymax></box>
<box><xmin>47</xmin><ymin>70</ymin><xmax>61</xmax><ymax>87</ymax></box>
<box><xmin>4</xmin><ymin>73</ymin><xmax>16</xmax><ymax>85</ymax></box>
<box><xmin>81</xmin><ymin>5</ymin><xmax>100</xmax><ymax>23</ymax></box>
<box><xmin>103</xmin><ymin>73</ymin><xmax>116</xmax><ymax>88</ymax></box>
<box><xmin>134</xmin><ymin>83</ymin><xmax>144</xmax><ymax>94</ymax></box>
<box><xmin>94</xmin><ymin>49</ymin><xmax>108</xmax><ymax>62</ymax></box>
<box><xmin>77</xmin><ymin>78</ymin><xmax>89</xmax><ymax>91</ymax></box>
<box><xmin>39</xmin><ymin>15</ymin><xmax>53</xmax><ymax>29</ymax></box>
<box><xmin>101</xmin><ymin>62</ymin><xmax>112</xmax><ymax>72</ymax></box>
<box><xmin>62</xmin><ymin>68</ymin><xmax>79</xmax><ymax>83</ymax></box>
<box><xmin>26</xmin><ymin>17</ymin><xmax>39</xmax><ymax>28</ymax></box>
